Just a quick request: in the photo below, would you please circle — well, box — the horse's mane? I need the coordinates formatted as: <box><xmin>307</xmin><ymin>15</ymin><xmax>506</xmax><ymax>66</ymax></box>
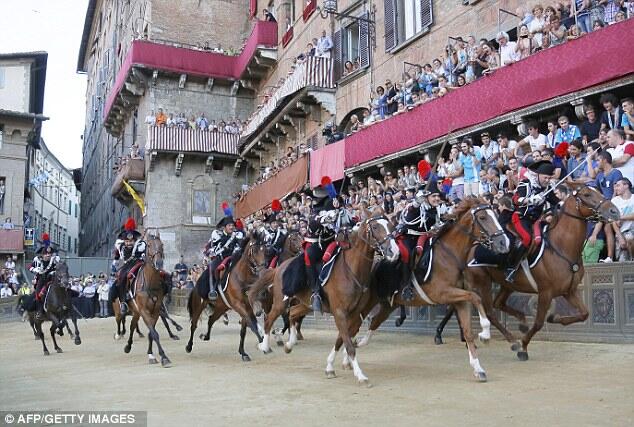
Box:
<box><xmin>446</xmin><ymin>196</ymin><xmax>487</xmax><ymax>221</ymax></box>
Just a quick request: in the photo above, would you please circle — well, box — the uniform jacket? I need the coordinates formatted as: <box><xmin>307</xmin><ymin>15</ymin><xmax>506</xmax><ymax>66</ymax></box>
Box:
<box><xmin>113</xmin><ymin>239</ymin><xmax>146</xmax><ymax>263</ymax></box>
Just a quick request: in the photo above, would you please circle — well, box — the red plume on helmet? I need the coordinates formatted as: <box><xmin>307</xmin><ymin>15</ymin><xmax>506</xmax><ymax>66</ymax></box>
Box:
<box><xmin>418</xmin><ymin>160</ymin><xmax>431</xmax><ymax>180</ymax></box>
<box><xmin>320</xmin><ymin>176</ymin><xmax>337</xmax><ymax>199</ymax></box>
<box><xmin>221</xmin><ymin>201</ymin><xmax>233</xmax><ymax>216</ymax></box>
<box><xmin>554</xmin><ymin>142</ymin><xmax>569</xmax><ymax>158</ymax></box>
<box><xmin>235</xmin><ymin>219</ymin><xmax>244</xmax><ymax>230</ymax></box>
<box><xmin>271</xmin><ymin>199</ymin><xmax>282</xmax><ymax>212</ymax></box>
<box><xmin>42</xmin><ymin>233</ymin><xmax>50</xmax><ymax>247</ymax></box>
<box><xmin>124</xmin><ymin>217</ymin><xmax>136</xmax><ymax>231</ymax></box>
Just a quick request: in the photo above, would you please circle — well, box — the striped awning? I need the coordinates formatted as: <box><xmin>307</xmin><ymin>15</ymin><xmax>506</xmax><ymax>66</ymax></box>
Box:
<box><xmin>146</xmin><ymin>126</ymin><xmax>239</xmax><ymax>155</ymax></box>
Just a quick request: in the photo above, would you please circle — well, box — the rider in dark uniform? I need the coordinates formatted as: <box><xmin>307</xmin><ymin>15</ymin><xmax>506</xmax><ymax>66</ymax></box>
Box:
<box><xmin>506</xmin><ymin>160</ymin><xmax>559</xmax><ymax>281</ymax></box>
<box><xmin>263</xmin><ymin>212</ymin><xmax>287</xmax><ymax>268</ymax></box>
<box><xmin>112</xmin><ymin>218</ymin><xmax>146</xmax><ymax>315</ymax></box>
<box><xmin>205</xmin><ymin>215</ymin><xmax>244</xmax><ymax>301</ymax></box>
<box><xmin>29</xmin><ymin>234</ymin><xmax>59</xmax><ymax>319</ymax></box>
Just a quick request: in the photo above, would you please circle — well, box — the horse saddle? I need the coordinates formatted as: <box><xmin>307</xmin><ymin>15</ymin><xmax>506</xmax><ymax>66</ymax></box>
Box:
<box><xmin>413</xmin><ymin>239</ymin><xmax>434</xmax><ymax>284</ymax></box>
<box><xmin>318</xmin><ymin>246</ymin><xmax>342</xmax><ymax>287</ymax></box>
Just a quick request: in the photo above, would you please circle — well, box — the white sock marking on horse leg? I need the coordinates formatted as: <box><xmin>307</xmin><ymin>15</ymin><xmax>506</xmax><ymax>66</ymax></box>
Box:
<box><xmin>469</xmin><ymin>352</ymin><xmax>485</xmax><ymax>374</ymax></box>
<box><xmin>257</xmin><ymin>322</ymin><xmax>264</xmax><ymax>336</ymax></box>
<box><xmin>258</xmin><ymin>333</ymin><xmax>270</xmax><ymax>352</ymax></box>
<box><xmin>356</xmin><ymin>329</ymin><xmax>374</xmax><ymax>347</ymax></box>
<box><xmin>148</xmin><ymin>354</ymin><xmax>156</xmax><ymax>361</ymax></box>
<box><xmin>351</xmin><ymin>356</ymin><xmax>369</xmax><ymax>383</ymax></box>
<box><xmin>285</xmin><ymin>325</ymin><xmax>298</xmax><ymax>351</ymax></box>
<box><xmin>326</xmin><ymin>346</ymin><xmax>338</xmax><ymax>373</ymax></box>
<box><xmin>342</xmin><ymin>347</ymin><xmax>351</xmax><ymax>369</ymax></box>
<box><xmin>477</xmin><ymin>309</ymin><xmax>491</xmax><ymax>341</ymax></box>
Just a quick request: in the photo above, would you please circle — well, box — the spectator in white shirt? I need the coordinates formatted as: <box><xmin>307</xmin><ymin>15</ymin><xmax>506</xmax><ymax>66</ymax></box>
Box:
<box><xmin>519</xmin><ymin>121</ymin><xmax>548</xmax><ymax>154</ymax></box>
<box><xmin>4</xmin><ymin>256</ymin><xmax>15</xmax><ymax>271</ymax></box>
<box><xmin>479</xmin><ymin>132</ymin><xmax>500</xmax><ymax>169</ymax></box>
<box><xmin>2</xmin><ymin>218</ymin><xmax>14</xmax><ymax>230</ymax></box>
<box><xmin>317</xmin><ymin>30</ymin><xmax>333</xmax><ymax>58</ymax></box>
<box><xmin>144</xmin><ymin>110</ymin><xmax>156</xmax><ymax>126</ymax></box>
<box><xmin>1</xmin><ymin>283</ymin><xmax>13</xmax><ymax>298</ymax></box>
<box><xmin>497</xmin><ymin>31</ymin><xmax>520</xmax><ymax>66</ymax></box>
<box><xmin>97</xmin><ymin>280</ymin><xmax>110</xmax><ymax>317</ymax></box>
<box><xmin>611</xmin><ymin>178</ymin><xmax>634</xmax><ymax>261</ymax></box>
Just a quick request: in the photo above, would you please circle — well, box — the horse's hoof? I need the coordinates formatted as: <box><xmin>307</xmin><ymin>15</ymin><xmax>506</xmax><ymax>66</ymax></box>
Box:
<box><xmin>276</xmin><ymin>340</ymin><xmax>284</xmax><ymax>347</ymax></box>
<box><xmin>43</xmin><ymin>350</ymin><xmax>50</xmax><ymax>356</ymax></box>
<box><xmin>284</xmin><ymin>345</ymin><xmax>292</xmax><ymax>354</ymax></box>
<box><xmin>149</xmin><ymin>357</ymin><xmax>158</xmax><ymax>365</ymax></box>
<box><xmin>475</xmin><ymin>372</ymin><xmax>487</xmax><ymax>382</ymax></box>
<box><xmin>517</xmin><ymin>351</ymin><xmax>529</xmax><ymax>361</ymax></box>
<box><xmin>518</xmin><ymin>324</ymin><xmax>529</xmax><ymax>333</ymax></box>
<box><xmin>325</xmin><ymin>370</ymin><xmax>336</xmax><ymax>379</ymax></box>
<box><xmin>56</xmin><ymin>348</ymin><xmax>63</xmax><ymax>353</ymax></box>
<box><xmin>510</xmin><ymin>342</ymin><xmax>521</xmax><ymax>352</ymax></box>
<box><xmin>57</xmin><ymin>330</ymin><xmax>64</xmax><ymax>336</ymax></box>
<box><xmin>434</xmin><ymin>336</ymin><xmax>443</xmax><ymax>345</ymax></box>
<box><xmin>175</xmin><ymin>325</ymin><xmax>183</xmax><ymax>332</ymax></box>
<box><xmin>241</xmin><ymin>354</ymin><xmax>251</xmax><ymax>362</ymax></box>
<box><xmin>297</xmin><ymin>332</ymin><xmax>304</xmax><ymax>341</ymax></box>
<box><xmin>74</xmin><ymin>338</ymin><xmax>81</xmax><ymax>345</ymax></box>
<box><xmin>359</xmin><ymin>379</ymin><xmax>372</xmax><ymax>388</ymax></box>
<box><xmin>223</xmin><ymin>319</ymin><xmax>229</xmax><ymax>326</ymax></box>
<box><xmin>170</xmin><ymin>335</ymin><xmax>180</xmax><ymax>341</ymax></box>
<box><xmin>478</xmin><ymin>334</ymin><xmax>490</xmax><ymax>345</ymax></box>
<box><xmin>264</xmin><ymin>348</ymin><xmax>273</xmax><ymax>354</ymax></box>
<box><xmin>114</xmin><ymin>333</ymin><xmax>120</xmax><ymax>340</ymax></box>
<box><xmin>185</xmin><ymin>344</ymin><xmax>192</xmax><ymax>353</ymax></box>
<box><xmin>546</xmin><ymin>314</ymin><xmax>557</xmax><ymax>323</ymax></box>
<box><xmin>34</xmin><ymin>335</ymin><xmax>39</xmax><ymax>340</ymax></box>
<box><xmin>395</xmin><ymin>318</ymin><xmax>404</xmax><ymax>327</ymax></box>
<box><xmin>161</xmin><ymin>357</ymin><xmax>172</xmax><ymax>368</ymax></box>
<box><xmin>138</xmin><ymin>332</ymin><xmax>145</xmax><ymax>338</ymax></box>
<box><xmin>124</xmin><ymin>345</ymin><xmax>131</xmax><ymax>354</ymax></box>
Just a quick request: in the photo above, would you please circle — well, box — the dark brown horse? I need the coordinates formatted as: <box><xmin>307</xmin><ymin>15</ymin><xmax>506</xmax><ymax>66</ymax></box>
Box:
<box><xmin>185</xmin><ymin>233</ymin><xmax>268</xmax><ymax>361</ymax></box>
<box><xmin>113</xmin><ymin>299</ymin><xmax>181</xmax><ymax>340</ymax></box>
<box><xmin>353</xmin><ymin>198</ymin><xmax>509</xmax><ymax>382</ymax></box>
<box><xmin>465</xmin><ymin>185</ymin><xmax>620</xmax><ymax>361</ymax></box>
<box><xmin>20</xmin><ymin>262</ymin><xmax>82</xmax><ymax>355</ymax></box>
<box><xmin>249</xmin><ymin>216</ymin><xmax>399</xmax><ymax>384</ymax></box>
<box><xmin>122</xmin><ymin>229</ymin><xmax>171</xmax><ymax>367</ymax></box>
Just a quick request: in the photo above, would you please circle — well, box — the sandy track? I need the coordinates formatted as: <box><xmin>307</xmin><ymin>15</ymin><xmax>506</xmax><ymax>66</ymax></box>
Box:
<box><xmin>1</xmin><ymin>316</ymin><xmax>633</xmax><ymax>427</ymax></box>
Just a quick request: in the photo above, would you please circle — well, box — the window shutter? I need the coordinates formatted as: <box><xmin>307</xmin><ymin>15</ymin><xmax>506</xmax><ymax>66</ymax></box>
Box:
<box><xmin>359</xmin><ymin>12</ymin><xmax>371</xmax><ymax>68</ymax></box>
<box><xmin>333</xmin><ymin>29</ymin><xmax>342</xmax><ymax>81</ymax></box>
<box><xmin>384</xmin><ymin>0</ymin><xmax>397</xmax><ymax>51</ymax></box>
<box><xmin>420</xmin><ymin>0</ymin><xmax>433</xmax><ymax>30</ymax></box>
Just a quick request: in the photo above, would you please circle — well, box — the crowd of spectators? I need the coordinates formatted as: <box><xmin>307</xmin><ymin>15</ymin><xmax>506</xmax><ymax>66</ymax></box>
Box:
<box><xmin>0</xmin><ymin>255</ymin><xmax>22</xmax><ymax>298</ymax></box>
<box><xmin>171</xmin><ymin>256</ymin><xmax>205</xmax><ymax>290</ymax></box>
<box><xmin>343</xmin><ymin>1</ymin><xmax>633</xmax><ymax>135</ymax></box>
<box><xmin>145</xmin><ymin>108</ymin><xmax>245</xmax><ymax>135</ymax></box>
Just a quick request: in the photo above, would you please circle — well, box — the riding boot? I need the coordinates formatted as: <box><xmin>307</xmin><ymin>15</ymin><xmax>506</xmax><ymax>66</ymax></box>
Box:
<box><xmin>35</xmin><ymin>299</ymin><xmax>45</xmax><ymax>321</ymax></box>
<box><xmin>118</xmin><ymin>282</ymin><xmax>129</xmax><ymax>316</ymax></box>
<box><xmin>307</xmin><ymin>270</ymin><xmax>322</xmax><ymax>314</ymax></box>
<box><xmin>400</xmin><ymin>262</ymin><xmax>415</xmax><ymax>301</ymax></box>
<box><xmin>505</xmin><ymin>242</ymin><xmax>527</xmax><ymax>283</ymax></box>
<box><xmin>208</xmin><ymin>270</ymin><xmax>218</xmax><ymax>301</ymax></box>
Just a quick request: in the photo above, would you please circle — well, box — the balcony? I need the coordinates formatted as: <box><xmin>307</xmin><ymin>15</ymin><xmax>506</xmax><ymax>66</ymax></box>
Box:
<box><xmin>240</xmin><ymin>56</ymin><xmax>336</xmax><ymax>156</ymax></box>
<box><xmin>104</xmin><ymin>20</ymin><xmax>278</xmax><ymax>137</ymax></box>
<box><xmin>111</xmin><ymin>158</ymin><xmax>145</xmax><ymax>203</ymax></box>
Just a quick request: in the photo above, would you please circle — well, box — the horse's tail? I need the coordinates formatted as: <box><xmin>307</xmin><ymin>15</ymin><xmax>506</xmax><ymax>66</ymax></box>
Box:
<box><xmin>248</xmin><ymin>268</ymin><xmax>276</xmax><ymax>313</ymax></box>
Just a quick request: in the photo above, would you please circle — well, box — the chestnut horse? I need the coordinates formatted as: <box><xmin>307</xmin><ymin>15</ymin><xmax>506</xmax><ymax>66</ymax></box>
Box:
<box><xmin>122</xmin><ymin>230</ymin><xmax>171</xmax><ymax>367</ymax></box>
<box><xmin>465</xmin><ymin>185</ymin><xmax>620</xmax><ymax>361</ymax></box>
<box><xmin>185</xmin><ymin>234</ymin><xmax>268</xmax><ymax>361</ymax></box>
<box><xmin>354</xmin><ymin>198</ymin><xmax>510</xmax><ymax>382</ymax></box>
<box><xmin>249</xmin><ymin>216</ymin><xmax>400</xmax><ymax>385</ymax></box>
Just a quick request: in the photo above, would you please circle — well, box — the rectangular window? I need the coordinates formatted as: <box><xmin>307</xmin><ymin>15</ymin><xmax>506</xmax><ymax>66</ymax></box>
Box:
<box><xmin>0</xmin><ymin>124</ymin><xmax>3</xmax><ymax>150</ymax></box>
<box><xmin>74</xmin><ymin>203</ymin><xmax>78</xmax><ymax>218</ymax></box>
<box><xmin>0</xmin><ymin>67</ymin><xmax>5</xmax><ymax>89</ymax></box>
<box><xmin>0</xmin><ymin>175</ymin><xmax>5</xmax><ymax>214</ymax></box>
<box><xmin>384</xmin><ymin>0</ymin><xmax>433</xmax><ymax>51</ymax></box>
<box><xmin>68</xmin><ymin>236</ymin><xmax>71</xmax><ymax>251</ymax></box>
<box><xmin>334</xmin><ymin>11</ymin><xmax>370</xmax><ymax>81</ymax></box>
<box><xmin>193</xmin><ymin>190</ymin><xmax>211</xmax><ymax>215</ymax></box>
<box><xmin>74</xmin><ymin>238</ymin><xmax>77</xmax><ymax>254</ymax></box>
<box><xmin>342</xmin><ymin>21</ymin><xmax>360</xmax><ymax>66</ymax></box>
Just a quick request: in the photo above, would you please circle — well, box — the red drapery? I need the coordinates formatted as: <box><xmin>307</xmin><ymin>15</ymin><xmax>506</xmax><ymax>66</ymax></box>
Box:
<box><xmin>234</xmin><ymin>156</ymin><xmax>309</xmax><ymax>218</ymax></box>
<box><xmin>105</xmin><ymin>20</ymin><xmax>278</xmax><ymax>120</ymax></box>
<box><xmin>345</xmin><ymin>19</ymin><xmax>634</xmax><ymax>168</ymax></box>
<box><xmin>310</xmin><ymin>141</ymin><xmax>345</xmax><ymax>188</ymax></box>
<box><xmin>249</xmin><ymin>0</ymin><xmax>257</xmax><ymax>18</ymax></box>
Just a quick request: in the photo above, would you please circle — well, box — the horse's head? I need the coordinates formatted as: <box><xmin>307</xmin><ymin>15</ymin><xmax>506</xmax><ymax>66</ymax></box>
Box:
<box><xmin>53</xmin><ymin>261</ymin><xmax>70</xmax><ymax>287</ymax></box>
<box><xmin>567</xmin><ymin>184</ymin><xmax>620</xmax><ymax>222</ymax></box>
<box><xmin>144</xmin><ymin>229</ymin><xmax>164</xmax><ymax>270</ymax></box>
<box><xmin>469</xmin><ymin>203</ymin><xmax>510</xmax><ymax>254</ymax></box>
<box><xmin>244</xmin><ymin>236</ymin><xmax>269</xmax><ymax>276</ymax></box>
<box><xmin>361</xmin><ymin>216</ymin><xmax>400</xmax><ymax>263</ymax></box>
<box><xmin>286</xmin><ymin>231</ymin><xmax>304</xmax><ymax>255</ymax></box>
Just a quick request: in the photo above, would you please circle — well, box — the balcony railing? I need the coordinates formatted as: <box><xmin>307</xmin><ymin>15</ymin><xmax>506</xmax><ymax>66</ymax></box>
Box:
<box><xmin>146</xmin><ymin>126</ymin><xmax>239</xmax><ymax>155</ymax></box>
<box><xmin>111</xmin><ymin>158</ymin><xmax>145</xmax><ymax>198</ymax></box>
<box><xmin>241</xmin><ymin>56</ymin><xmax>335</xmax><ymax>139</ymax></box>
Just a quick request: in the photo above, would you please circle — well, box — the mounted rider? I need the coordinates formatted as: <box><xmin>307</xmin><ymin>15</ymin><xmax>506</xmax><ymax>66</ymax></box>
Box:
<box><xmin>506</xmin><ymin>160</ymin><xmax>560</xmax><ymax>281</ymax></box>
<box><xmin>112</xmin><ymin>217</ymin><xmax>146</xmax><ymax>315</ymax></box>
<box><xmin>262</xmin><ymin>199</ymin><xmax>288</xmax><ymax>268</ymax></box>
<box><xmin>205</xmin><ymin>202</ymin><xmax>245</xmax><ymax>301</ymax></box>
<box><xmin>29</xmin><ymin>233</ymin><xmax>59</xmax><ymax>319</ymax></box>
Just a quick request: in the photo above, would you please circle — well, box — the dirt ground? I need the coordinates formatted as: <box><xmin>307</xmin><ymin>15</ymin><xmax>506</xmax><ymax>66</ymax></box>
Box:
<box><xmin>1</xmin><ymin>315</ymin><xmax>633</xmax><ymax>427</ymax></box>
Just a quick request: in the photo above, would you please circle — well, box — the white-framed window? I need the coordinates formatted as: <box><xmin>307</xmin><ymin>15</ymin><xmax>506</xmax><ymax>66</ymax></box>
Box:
<box><xmin>342</xmin><ymin>21</ymin><xmax>361</xmax><ymax>66</ymax></box>
<box><xmin>333</xmin><ymin>11</ymin><xmax>371</xmax><ymax>81</ymax></box>
<box><xmin>384</xmin><ymin>0</ymin><xmax>433</xmax><ymax>51</ymax></box>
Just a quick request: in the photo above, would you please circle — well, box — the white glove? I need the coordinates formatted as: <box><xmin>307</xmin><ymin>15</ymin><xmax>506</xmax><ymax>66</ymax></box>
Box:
<box><xmin>527</xmin><ymin>194</ymin><xmax>544</xmax><ymax>205</ymax></box>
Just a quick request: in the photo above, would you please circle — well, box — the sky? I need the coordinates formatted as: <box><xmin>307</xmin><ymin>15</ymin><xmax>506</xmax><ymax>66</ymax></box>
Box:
<box><xmin>0</xmin><ymin>0</ymin><xmax>88</xmax><ymax>169</ymax></box>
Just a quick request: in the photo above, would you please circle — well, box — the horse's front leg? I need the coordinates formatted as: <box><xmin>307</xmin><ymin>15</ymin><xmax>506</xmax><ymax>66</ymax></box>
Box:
<box><xmin>50</xmin><ymin>322</ymin><xmax>63</xmax><ymax>353</ymax></box>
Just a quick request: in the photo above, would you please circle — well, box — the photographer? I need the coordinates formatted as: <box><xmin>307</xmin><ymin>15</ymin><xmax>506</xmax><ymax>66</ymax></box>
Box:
<box><xmin>323</xmin><ymin>122</ymin><xmax>343</xmax><ymax>145</ymax></box>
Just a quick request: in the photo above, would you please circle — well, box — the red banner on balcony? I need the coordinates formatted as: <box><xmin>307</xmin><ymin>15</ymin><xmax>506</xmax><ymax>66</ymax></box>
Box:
<box><xmin>303</xmin><ymin>0</ymin><xmax>317</xmax><ymax>21</ymax></box>
<box><xmin>0</xmin><ymin>229</ymin><xmax>24</xmax><ymax>253</ymax></box>
<box><xmin>282</xmin><ymin>27</ymin><xmax>294</xmax><ymax>47</ymax></box>
<box><xmin>249</xmin><ymin>0</ymin><xmax>257</xmax><ymax>18</ymax></box>
<box><xmin>234</xmin><ymin>156</ymin><xmax>309</xmax><ymax>218</ymax></box>
<box><xmin>310</xmin><ymin>141</ymin><xmax>345</xmax><ymax>188</ymax></box>
<box><xmin>344</xmin><ymin>19</ymin><xmax>634</xmax><ymax>168</ymax></box>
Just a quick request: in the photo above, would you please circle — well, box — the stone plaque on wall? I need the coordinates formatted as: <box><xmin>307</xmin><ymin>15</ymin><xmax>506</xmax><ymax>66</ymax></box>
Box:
<box><xmin>592</xmin><ymin>289</ymin><xmax>615</xmax><ymax>324</ymax></box>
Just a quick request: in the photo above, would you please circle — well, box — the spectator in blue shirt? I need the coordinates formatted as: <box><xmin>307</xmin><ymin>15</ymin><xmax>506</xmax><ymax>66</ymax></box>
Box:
<box><xmin>567</xmin><ymin>140</ymin><xmax>587</xmax><ymax>180</ymax></box>
<box><xmin>458</xmin><ymin>137</ymin><xmax>481</xmax><ymax>196</ymax></box>
<box><xmin>593</xmin><ymin>151</ymin><xmax>622</xmax><ymax>263</ymax></box>
<box><xmin>554</xmin><ymin>115</ymin><xmax>581</xmax><ymax>145</ymax></box>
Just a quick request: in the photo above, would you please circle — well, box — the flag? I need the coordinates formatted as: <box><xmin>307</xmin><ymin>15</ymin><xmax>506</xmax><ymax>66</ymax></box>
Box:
<box><xmin>123</xmin><ymin>179</ymin><xmax>146</xmax><ymax>216</ymax></box>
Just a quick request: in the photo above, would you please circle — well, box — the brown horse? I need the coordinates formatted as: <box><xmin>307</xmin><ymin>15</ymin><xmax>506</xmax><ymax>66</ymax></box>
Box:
<box><xmin>249</xmin><ymin>216</ymin><xmax>399</xmax><ymax>384</ymax></box>
<box><xmin>185</xmin><ymin>233</ymin><xmax>268</xmax><ymax>361</ymax></box>
<box><xmin>19</xmin><ymin>262</ymin><xmax>82</xmax><ymax>355</ymax></box>
<box><xmin>353</xmin><ymin>199</ymin><xmax>510</xmax><ymax>382</ymax></box>
<box><xmin>465</xmin><ymin>185</ymin><xmax>620</xmax><ymax>361</ymax></box>
<box><xmin>122</xmin><ymin>230</ymin><xmax>171</xmax><ymax>367</ymax></box>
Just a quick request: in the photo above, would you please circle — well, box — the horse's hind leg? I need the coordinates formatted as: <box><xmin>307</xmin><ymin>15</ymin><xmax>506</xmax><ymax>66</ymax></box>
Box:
<box><xmin>355</xmin><ymin>301</ymin><xmax>395</xmax><ymax>348</ymax></box>
<box><xmin>160</xmin><ymin>313</ymin><xmax>179</xmax><ymax>340</ymax></box>
<box><xmin>70</xmin><ymin>311</ymin><xmax>81</xmax><ymax>345</ymax></box>
<box><xmin>200</xmin><ymin>309</ymin><xmax>221</xmax><ymax>340</ymax></box>
<box><xmin>284</xmin><ymin>304</ymin><xmax>311</xmax><ymax>353</ymax></box>
<box><xmin>295</xmin><ymin>315</ymin><xmax>305</xmax><ymax>340</ymax></box>
<box><xmin>238</xmin><ymin>317</ymin><xmax>251</xmax><ymax>362</ymax></box>
<box><xmin>186</xmin><ymin>296</ymin><xmax>205</xmax><ymax>353</ymax></box>
<box><xmin>147</xmin><ymin>329</ymin><xmax>158</xmax><ymax>364</ymax></box>
<box><xmin>50</xmin><ymin>323</ymin><xmax>63</xmax><ymax>353</ymax></box>
<box><xmin>333</xmin><ymin>310</ymin><xmax>369</xmax><ymax>386</ymax></box>
<box><xmin>395</xmin><ymin>305</ymin><xmax>407</xmax><ymax>327</ymax></box>
<box><xmin>124</xmin><ymin>314</ymin><xmax>138</xmax><ymax>353</ymax></box>
<box><xmin>434</xmin><ymin>305</ymin><xmax>455</xmax><ymax>345</ymax></box>
<box><xmin>36</xmin><ymin>321</ymin><xmax>49</xmax><ymax>356</ymax></box>
<box><xmin>258</xmin><ymin>294</ymin><xmax>286</xmax><ymax>354</ymax></box>
<box><xmin>476</xmin><ymin>279</ymin><xmax>518</xmax><ymax>349</ymax></box>
<box><xmin>454</xmin><ymin>300</ymin><xmax>487</xmax><ymax>382</ymax></box>
<box><xmin>140</xmin><ymin>309</ymin><xmax>171</xmax><ymax>368</ymax></box>
<box><xmin>494</xmin><ymin>286</ymin><xmax>529</xmax><ymax>333</ymax></box>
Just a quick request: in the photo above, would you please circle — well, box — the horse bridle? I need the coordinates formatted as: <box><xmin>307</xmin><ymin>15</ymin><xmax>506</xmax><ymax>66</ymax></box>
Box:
<box><xmin>452</xmin><ymin>204</ymin><xmax>505</xmax><ymax>250</ymax></box>
<box><xmin>359</xmin><ymin>216</ymin><xmax>395</xmax><ymax>258</ymax></box>
<box><xmin>562</xmin><ymin>189</ymin><xmax>612</xmax><ymax>222</ymax></box>
<box><xmin>145</xmin><ymin>236</ymin><xmax>164</xmax><ymax>271</ymax></box>
<box><xmin>245</xmin><ymin>241</ymin><xmax>267</xmax><ymax>276</ymax></box>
